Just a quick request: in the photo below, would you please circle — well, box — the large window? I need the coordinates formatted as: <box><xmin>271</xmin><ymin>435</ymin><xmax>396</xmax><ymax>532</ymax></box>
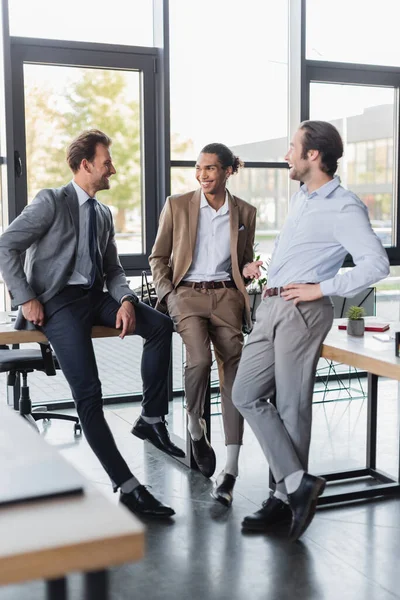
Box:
<box><xmin>309</xmin><ymin>83</ymin><xmax>397</xmax><ymax>247</ymax></box>
<box><xmin>11</xmin><ymin>41</ymin><xmax>158</xmax><ymax>271</ymax></box>
<box><xmin>169</xmin><ymin>0</ymin><xmax>291</xmax><ymax>260</ymax></box>
<box><xmin>23</xmin><ymin>64</ymin><xmax>143</xmax><ymax>255</ymax></box>
<box><xmin>9</xmin><ymin>0</ymin><xmax>153</xmax><ymax>47</ymax></box>
<box><xmin>169</xmin><ymin>0</ymin><xmax>289</xmax><ymax>162</ymax></box>
<box><xmin>306</xmin><ymin>0</ymin><xmax>400</xmax><ymax>67</ymax></box>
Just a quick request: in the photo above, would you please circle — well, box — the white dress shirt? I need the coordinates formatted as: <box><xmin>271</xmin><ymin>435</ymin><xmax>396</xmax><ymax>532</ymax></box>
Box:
<box><xmin>184</xmin><ymin>191</ymin><xmax>232</xmax><ymax>282</ymax></box>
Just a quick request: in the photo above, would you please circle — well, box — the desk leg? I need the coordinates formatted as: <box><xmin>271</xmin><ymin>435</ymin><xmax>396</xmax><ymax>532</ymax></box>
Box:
<box><xmin>46</xmin><ymin>577</ymin><xmax>67</xmax><ymax>600</ymax></box>
<box><xmin>366</xmin><ymin>372</ymin><xmax>378</xmax><ymax>470</ymax></box>
<box><xmin>85</xmin><ymin>569</ymin><xmax>108</xmax><ymax>600</ymax></box>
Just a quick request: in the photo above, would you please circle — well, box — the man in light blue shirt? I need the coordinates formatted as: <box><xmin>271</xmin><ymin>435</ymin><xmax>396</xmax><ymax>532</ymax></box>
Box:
<box><xmin>233</xmin><ymin>120</ymin><xmax>389</xmax><ymax>541</ymax></box>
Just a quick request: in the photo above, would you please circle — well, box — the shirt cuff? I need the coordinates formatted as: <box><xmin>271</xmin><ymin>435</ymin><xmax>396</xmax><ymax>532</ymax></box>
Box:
<box><xmin>319</xmin><ymin>279</ymin><xmax>336</xmax><ymax>297</ymax></box>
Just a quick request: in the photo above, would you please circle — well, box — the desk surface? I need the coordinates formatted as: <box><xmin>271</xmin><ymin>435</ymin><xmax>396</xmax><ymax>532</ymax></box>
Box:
<box><xmin>0</xmin><ymin>312</ymin><xmax>120</xmax><ymax>344</ymax></box>
<box><xmin>0</xmin><ymin>405</ymin><xmax>144</xmax><ymax>587</ymax></box>
<box><xmin>322</xmin><ymin>320</ymin><xmax>400</xmax><ymax>381</ymax></box>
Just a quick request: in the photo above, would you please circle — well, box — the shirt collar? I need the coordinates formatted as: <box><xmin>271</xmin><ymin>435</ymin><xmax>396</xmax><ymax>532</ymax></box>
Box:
<box><xmin>300</xmin><ymin>175</ymin><xmax>341</xmax><ymax>199</ymax></box>
<box><xmin>71</xmin><ymin>180</ymin><xmax>96</xmax><ymax>206</ymax></box>
<box><xmin>200</xmin><ymin>190</ymin><xmax>229</xmax><ymax>214</ymax></box>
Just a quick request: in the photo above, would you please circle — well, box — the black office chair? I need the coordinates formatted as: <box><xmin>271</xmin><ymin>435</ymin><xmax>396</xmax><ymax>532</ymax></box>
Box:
<box><xmin>0</xmin><ymin>343</ymin><xmax>81</xmax><ymax>435</ymax></box>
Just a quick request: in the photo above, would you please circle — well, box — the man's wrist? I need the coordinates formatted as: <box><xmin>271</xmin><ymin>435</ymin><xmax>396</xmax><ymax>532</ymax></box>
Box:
<box><xmin>121</xmin><ymin>295</ymin><xmax>139</xmax><ymax>307</ymax></box>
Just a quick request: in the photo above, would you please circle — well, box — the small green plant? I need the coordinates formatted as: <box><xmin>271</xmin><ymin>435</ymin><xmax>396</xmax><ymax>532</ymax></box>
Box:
<box><xmin>346</xmin><ymin>306</ymin><xmax>366</xmax><ymax>320</ymax></box>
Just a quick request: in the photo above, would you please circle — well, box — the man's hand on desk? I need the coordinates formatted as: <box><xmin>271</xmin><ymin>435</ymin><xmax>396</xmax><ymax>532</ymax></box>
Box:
<box><xmin>116</xmin><ymin>301</ymin><xmax>136</xmax><ymax>339</ymax></box>
<box><xmin>22</xmin><ymin>298</ymin><xmax>45</xmax><ymax>327</ymax></box>
<box><xmin>281</xmin><ymin>283</ymin><xmax>323</xmax><ymax>306</ymax></box>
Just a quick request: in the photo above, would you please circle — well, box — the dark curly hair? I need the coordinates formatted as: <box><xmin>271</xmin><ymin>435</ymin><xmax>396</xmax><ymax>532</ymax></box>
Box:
<box><xmin>300</xmin><ymin>120</ymin><xmax>343</xmax><ymax>176</ymax></box>
<box><xmin>200</xmin><ymin>142</ymin><xmax>244</xmax><ymax>174</ymax></box>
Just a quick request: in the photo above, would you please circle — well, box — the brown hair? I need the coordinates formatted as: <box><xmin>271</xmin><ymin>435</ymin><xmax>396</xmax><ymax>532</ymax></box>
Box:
<box><xmin>200</xmin><ymin>142</ymin><xmax>244</xmax><ymax>174</ymax></box>
<box><xmin>66</xmin><ymin>129</ymin><xmax>112</xmax><ymax>173</ymax></box>
<box><xmin>300</xmin><ymin>120</ymin><xmax>343</xmax><ymax>176</ymax></box>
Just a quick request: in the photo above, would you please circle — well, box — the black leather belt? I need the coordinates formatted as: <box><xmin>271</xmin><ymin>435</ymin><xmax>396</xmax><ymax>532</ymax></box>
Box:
<box><xmin>179</xmin><ymin>281</ymin><xmax>236</xmax><ymax>290</ymax></box>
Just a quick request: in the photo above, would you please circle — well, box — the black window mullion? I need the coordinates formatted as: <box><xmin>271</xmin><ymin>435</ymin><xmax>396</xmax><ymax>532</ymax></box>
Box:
<box><xmin>171</xmin><ymin>160</ymin><xmax>289</xmax><ymax>170</ymax></box>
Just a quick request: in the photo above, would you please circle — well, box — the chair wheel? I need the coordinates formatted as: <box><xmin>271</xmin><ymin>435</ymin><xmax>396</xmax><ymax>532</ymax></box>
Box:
<box><xmin>74</xmin><ymin>423</ymin><xmax>82</xmax><ymax>436</ymax></box>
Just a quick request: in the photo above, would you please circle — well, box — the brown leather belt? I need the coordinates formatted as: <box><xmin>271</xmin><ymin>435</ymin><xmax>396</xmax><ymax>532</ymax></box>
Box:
<box><xmin>264</xmin><ymin>283</ymin><xmax>317</xmax><ymax>298</ymax></box>
<box><xmin>178</xmin><ymin>280</ymin><xmax>236</xmax><ymax>290</ymax></box>
<box><xmin>264</xmin><ymin>287</ymin><xmax>283</xmax><ymax>297</ymax></box>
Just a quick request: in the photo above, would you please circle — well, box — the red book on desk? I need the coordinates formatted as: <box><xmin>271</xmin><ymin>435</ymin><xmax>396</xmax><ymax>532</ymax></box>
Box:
<box><xmin>338</xmin><ymin>320</ymin><xmax>390</xmax><ymax>332</ymax></box>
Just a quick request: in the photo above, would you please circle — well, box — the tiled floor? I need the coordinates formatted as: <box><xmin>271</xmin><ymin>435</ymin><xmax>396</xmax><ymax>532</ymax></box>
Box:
<box><xmin>1</xmin><ymin>379</ymin><xmax>400</xmax><ymax>600</ymax></box>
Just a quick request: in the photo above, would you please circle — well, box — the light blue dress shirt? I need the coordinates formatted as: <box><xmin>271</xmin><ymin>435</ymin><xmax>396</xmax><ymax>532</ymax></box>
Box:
<box><xmin>267</xmin><ymin>176</ymin><xmax>390</xmax><ymax>297</ymax></box>
<box><xmin>68</xmin><ymin>180</ymin><xmax>99</xmax><ymax>286</ymax></box>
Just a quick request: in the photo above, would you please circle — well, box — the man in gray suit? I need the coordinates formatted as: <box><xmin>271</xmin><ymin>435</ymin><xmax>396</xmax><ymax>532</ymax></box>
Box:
<box><xmin>0</xmin><ymin>129</ymin><xmax>181</xmax><ymax>518</ymax></box>
<box><xmin>233</xmin><ymin>121</ymin><xmax>389</xmax><ymax>541</ymax></box>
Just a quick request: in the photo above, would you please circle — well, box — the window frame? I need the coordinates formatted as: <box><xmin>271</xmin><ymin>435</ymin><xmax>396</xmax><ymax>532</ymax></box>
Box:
<box><xmin>302</xmin><ymin>58</ymin><xmax>400</xmax><ymax>265</ymax></box>
<box><xmin>9</xmin><ymin>37</ymin><xmax>160</xmax><ymax>273</ymax></box>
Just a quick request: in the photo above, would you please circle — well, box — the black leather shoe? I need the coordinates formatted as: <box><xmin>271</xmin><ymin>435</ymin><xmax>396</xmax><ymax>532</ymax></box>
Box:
<box><xmin>132</xmin><ymin>416</ymin><xmax>185</xmax><ymax>458</ymax></box>
<box><xmin>120</xmin><ymin>485</ymin><xmax>175</xmax><ymax>518</ymax></box>
<box><xmin>211</xmin><ymin>473</ymin><xmax>236</xmax><ymax>507</ymax></box>
<box><xmin>191</xmin><ymin>431</ymin><xmax>216</xmax><ymax>478</ymax></box>
<box><xmin>242</xmin><ymin>494</ymin><xmax>292</xmax><ymax>531</ymax></box>
<box><xmin>288</xmin><ymin>473</ymin><xmax>326</xmax><ymax>542</ymax></box>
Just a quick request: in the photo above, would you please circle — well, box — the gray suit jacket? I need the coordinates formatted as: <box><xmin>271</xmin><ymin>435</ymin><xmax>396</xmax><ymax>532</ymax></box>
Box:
<box><xmin>0</xmin><ymin>182</ymin><xmax>134</xmax><ymax>307</ymax></box>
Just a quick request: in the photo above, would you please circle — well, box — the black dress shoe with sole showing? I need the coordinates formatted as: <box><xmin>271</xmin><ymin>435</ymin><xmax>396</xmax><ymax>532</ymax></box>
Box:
<box><xmin>132</xmin><ymin>416</ymin><xmax>185</xmax><ymax>458</ymax></box>
<box><xmin>242</xmin><ymin>494</ymin><xmax>292</xmax><ymax>532</ymax></box>
<box><xmin>191</xmin><ymin>431</ymin><xmax>216</xmax><ymax>478</ymax></box>
<box><xmin>288</xmin><ymin>473</ymin><xmax>326</xmax><ymax>542</ymax></box>
<box><xmin>211</xmin><ymin>473</ymin><xmax>236</xmax><ymax>507</ymax></box>
<box><xmin>120</xmin><ymin>485</ymin><xmax>175</xmax><ymax>518</ymax></box>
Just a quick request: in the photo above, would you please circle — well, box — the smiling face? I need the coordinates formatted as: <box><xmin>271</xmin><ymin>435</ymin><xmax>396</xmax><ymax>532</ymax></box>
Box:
<box><xmin>195</xmin><ymin>153</ymin><xmax>232</xmax><ymax>196</ymax></box>
<box><xmin>86</xmin><ymin>143</ymin><xmax>116</xmax><ymax>192</ymax></box>
<box><xmin>285</xmin><ymin>128</ymin><xmax>312</xmax><ymax>182</ymax></box>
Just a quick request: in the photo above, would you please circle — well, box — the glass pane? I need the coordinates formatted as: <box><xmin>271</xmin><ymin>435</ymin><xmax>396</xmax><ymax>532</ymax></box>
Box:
<box><xmin>171</xmin><ymin>167</ymin><xmax>289</xmax><ymax>260</ymax></box>
<box><xmin>306</xmin><ymin>0</ymin><xmax>400</xmax><ymax>66</ymax></box>
<box><xmin>309</xmin><ymin>83</ymin><xmax>396</xmax><ymax>246</ymax></box>
<box><xmin>376</xmin><ymin>266</ymin><xmax>400</xmax><ymax>321</ymax></box>
<box><xmin>169</xmin><ymin>0</ymin><xmax>288</xmax><ymax>161</ymax></box>
<box><xmin>23</xmin><ymin>64</ymin><xmax>143</xmax><ymax>255</ymax></box>
<box><xmin>9</xmin><ymin>0</ymin><xmax>153</xmax><ymax>47</ymax></box>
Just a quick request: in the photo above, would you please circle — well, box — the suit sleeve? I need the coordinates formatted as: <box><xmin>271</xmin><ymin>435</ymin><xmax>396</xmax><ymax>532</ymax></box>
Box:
<box><xmin>149</xmin><ymin>197</ymin><xmax>174</xmax><ymax>303</ymax></box>
<box><xmin>0</xmin><ymin>192</ymin><xmax>56</xmax><ymax>305</ymax></box>
<box><xmin>102</xmin><ymin>210</ymin><xmax>138</xmax><ymax>304</ymax></box>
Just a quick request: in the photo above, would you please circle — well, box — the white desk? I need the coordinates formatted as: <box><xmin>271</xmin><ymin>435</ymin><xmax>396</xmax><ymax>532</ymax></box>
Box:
<box><xmin>0</xmin><ymin>404</ymin><xmax>144</xmax><ymax>600</ymax></box>
<box><xmin>316</xmin><ymin>320</ymin><xmax>400</xmax><ymax>504</ymax></box>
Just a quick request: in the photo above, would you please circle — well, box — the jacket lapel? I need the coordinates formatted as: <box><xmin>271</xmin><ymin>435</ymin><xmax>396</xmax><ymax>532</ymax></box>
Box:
<box><xmin>228</xmin><ymin>192</ymin><xmax>241</xmax><ymax>282</ymax></box>
<box><xmin>64</xmin><ymin>182</ymin><xmax>79</xmax><ymax>240</ymax></box>
<box><xmin>189</xmin><ymin>189</ymin><xmax>201</xmax><ymax>257</ymax></box>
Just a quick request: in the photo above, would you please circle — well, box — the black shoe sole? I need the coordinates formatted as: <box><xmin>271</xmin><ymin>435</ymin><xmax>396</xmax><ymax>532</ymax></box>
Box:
<box><xmin>289</xmin><ymin>479</ymin><xmax>326</xmax><ymax>542</ymax></box>
<box><xmin>241</xmin><ymin>515</ymin><xmax>292</xmax><ymax>532</ymax></box>
<box><xmin>131</xmin><ymin>427</ymin><xmax>185</xmax><ymax>458</ymax></box>
<box><xmin>123</xmin><ymin>507</ymin><xmax>175</xmax><ymax>519</ymax></box>
<box><xmin>211</xmin><ymin>489</ymin><xmax>233</xmax><ymax>508</ymax></box>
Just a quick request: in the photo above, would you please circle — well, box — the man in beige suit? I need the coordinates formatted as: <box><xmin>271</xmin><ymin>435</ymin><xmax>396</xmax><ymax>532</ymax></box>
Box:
<box><xmin>149</xmin><ymin>143</ymin><xmax>261</xmax><ymax>507</ymax></box>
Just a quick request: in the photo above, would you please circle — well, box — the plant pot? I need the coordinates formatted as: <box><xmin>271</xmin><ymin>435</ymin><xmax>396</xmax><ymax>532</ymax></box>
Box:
<box><xmin>347</xmin><ymin>318</ymin><xmax>365</xmax><ymax>337</ymax></box>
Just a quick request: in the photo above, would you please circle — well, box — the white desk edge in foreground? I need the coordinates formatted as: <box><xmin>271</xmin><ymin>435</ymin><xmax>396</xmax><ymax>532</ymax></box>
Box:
<box><xmin>0</xmin><ymin>404</ymin><xmax>144</xmax><ymax>587</ymax></box>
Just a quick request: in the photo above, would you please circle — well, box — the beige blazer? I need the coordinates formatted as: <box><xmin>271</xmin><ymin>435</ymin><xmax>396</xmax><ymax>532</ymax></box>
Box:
<box><xmin>149</xmin><ymin>189</ymin><xmax>257</xmax><ymax>331</ymax></box>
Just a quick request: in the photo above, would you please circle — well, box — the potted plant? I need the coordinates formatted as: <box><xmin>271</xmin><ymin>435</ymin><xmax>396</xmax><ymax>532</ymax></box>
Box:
<box><xmin>246</xmin><ymin>245</ymin><xmax>269</xmax><ymax>323</ymax></box>
<box><xmin>346</xmin><ymin>305</ymin><xmax>366</xmax><ymax>337</ymax></box>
